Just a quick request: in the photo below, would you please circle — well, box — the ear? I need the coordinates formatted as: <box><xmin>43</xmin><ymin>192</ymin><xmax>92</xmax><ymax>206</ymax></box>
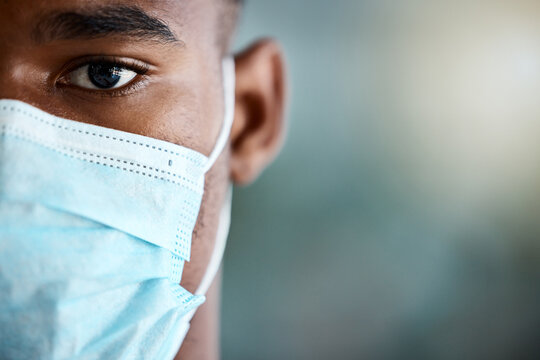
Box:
<box><xmin>229</xmin><ymin>38</ymin><xmax>287</xmax><ymax>185</ymax></box>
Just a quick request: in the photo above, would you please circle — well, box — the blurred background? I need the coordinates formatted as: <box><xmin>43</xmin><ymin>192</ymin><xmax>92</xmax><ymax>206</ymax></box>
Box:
<box><xmin>221</xmin><ymin>1</ymin><xmax>540</xmax><ymax>359</ymax></box>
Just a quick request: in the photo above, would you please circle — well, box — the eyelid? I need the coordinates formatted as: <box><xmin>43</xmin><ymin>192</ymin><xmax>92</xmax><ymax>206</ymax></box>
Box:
<box><xmin>59</xmin><ymin>55</ymin><xmax>151</xmax><ymax>76</ymax></box>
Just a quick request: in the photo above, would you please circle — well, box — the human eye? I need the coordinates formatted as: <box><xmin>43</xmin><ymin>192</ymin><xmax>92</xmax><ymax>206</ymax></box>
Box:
<box><xmin>57</xmin><ymin>56</ymin><xmax>150</xmax><ymax>95</ymax></box>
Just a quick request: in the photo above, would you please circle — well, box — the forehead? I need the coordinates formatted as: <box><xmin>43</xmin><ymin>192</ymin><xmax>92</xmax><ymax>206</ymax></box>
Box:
<box><xmin>0</xmin><ymin>0</ymin><xmax>218</xmax><ymax>47</ymax></box>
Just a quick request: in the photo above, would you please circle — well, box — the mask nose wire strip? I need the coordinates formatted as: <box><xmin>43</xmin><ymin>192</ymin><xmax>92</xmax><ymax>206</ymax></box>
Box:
<box><xmin>201</xmin><ymin>57</ymin><xmax>236</xmax><ymax>174</ymax></box>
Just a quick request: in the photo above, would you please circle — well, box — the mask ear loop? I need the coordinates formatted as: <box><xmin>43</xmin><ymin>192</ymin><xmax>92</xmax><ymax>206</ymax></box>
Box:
<box><xmin>170</xmin><ymin>186</ymin><xmax>232</xmax><ymax>359</ymax></box>
<box><xmin>194</xmin><ymin>56</ymin><xmax>235</xmax><ymax>297</ymax></box>
<box><xmin>194</xmin><ymin>184</ymin><xmax>232</xmax><ymax>296</ymax></box>
<box><xmin>194</xmin><ymin>57</ymin><xmax>235</xmax><ymax>295</ymax></box>
<box><xmin>171</xmin><ymin>58</ymin><xmax>236</xmax><ymax>357</ymax></box>
<box><xmin>201</xmin><ymin>57</ymin><xmax>236</xmax><ymax>174</ymax></box>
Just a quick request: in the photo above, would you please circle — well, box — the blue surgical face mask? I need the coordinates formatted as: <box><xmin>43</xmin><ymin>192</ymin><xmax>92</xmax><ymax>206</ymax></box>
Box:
<box><xmin>0</xmin><ymin>58</ymin><xmax>235</xmax><ymax>360</ymax></box>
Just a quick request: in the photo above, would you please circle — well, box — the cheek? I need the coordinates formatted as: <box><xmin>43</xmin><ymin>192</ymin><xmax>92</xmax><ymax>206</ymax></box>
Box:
<box><xmin>127</xmin><ymin>82</ymin><xmax>204</xmax><ymax>152</ymax></box>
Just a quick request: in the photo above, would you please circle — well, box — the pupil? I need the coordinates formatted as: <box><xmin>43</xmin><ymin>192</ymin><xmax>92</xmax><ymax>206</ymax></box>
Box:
<box><xmin>88</xmin><ymin>63</ymin><xmax>122</xmax><ymax>89</ymax></box>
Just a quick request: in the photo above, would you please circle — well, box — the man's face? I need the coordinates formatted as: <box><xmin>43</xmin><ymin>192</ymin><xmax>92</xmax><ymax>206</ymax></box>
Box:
<box><xmin>0</xmin><ymin>1</ymin><xmax>286</xmax><ymax>356</ymax></box>
<box><xmin>0</xmin><ymin>0</ymin><xmax>232</xmax><ymax>295</ymax></box>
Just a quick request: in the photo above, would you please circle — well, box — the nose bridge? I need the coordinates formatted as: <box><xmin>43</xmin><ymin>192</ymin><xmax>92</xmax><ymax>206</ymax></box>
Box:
<box><xmin>0</xmin><ymin>11</ymin><xmax>34</xmax><ymax>99</ymax></box>
<box><xmin>0</xmin><ymin>4</ymin><xmax>59</xmax><ymax>108</ymax></box>
<box><xmin>0</xmin><ymin>52</ymin><xmax>44</xmax><ymax>102</ymax></box>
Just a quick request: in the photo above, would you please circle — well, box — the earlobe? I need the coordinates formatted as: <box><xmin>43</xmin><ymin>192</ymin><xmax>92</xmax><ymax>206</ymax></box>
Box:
<box><xmin>229</xmin><ymin>38</ymin><xmax>287</xmax><ymax>185</ymax></box>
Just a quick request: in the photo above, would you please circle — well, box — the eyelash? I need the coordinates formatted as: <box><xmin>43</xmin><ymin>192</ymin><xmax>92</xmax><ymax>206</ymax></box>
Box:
<box><xmin>58</xmin><ymin>56</ymin><xmax>151</xmax><ymax>97</ymax></box>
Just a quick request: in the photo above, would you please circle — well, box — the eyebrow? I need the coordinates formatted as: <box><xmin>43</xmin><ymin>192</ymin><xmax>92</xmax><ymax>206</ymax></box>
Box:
<box><xmin>32</xmin><ymin>5</ymin><xmax>183</xmax><ymax>45</ymax></box>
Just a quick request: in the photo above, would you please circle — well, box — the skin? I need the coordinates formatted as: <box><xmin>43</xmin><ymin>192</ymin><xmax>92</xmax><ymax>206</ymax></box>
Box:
<box><xmin>0</xmin><ymin>0</ymin><xmax>287</xmax><ymax>359</ymax></box>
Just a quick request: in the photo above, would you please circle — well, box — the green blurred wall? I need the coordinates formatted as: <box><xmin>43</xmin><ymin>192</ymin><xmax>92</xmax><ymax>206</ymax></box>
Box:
<box><xmin>222</xmin><ymin>1</ymin><xmax>540</xmax><ymax>359</ymax></box>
